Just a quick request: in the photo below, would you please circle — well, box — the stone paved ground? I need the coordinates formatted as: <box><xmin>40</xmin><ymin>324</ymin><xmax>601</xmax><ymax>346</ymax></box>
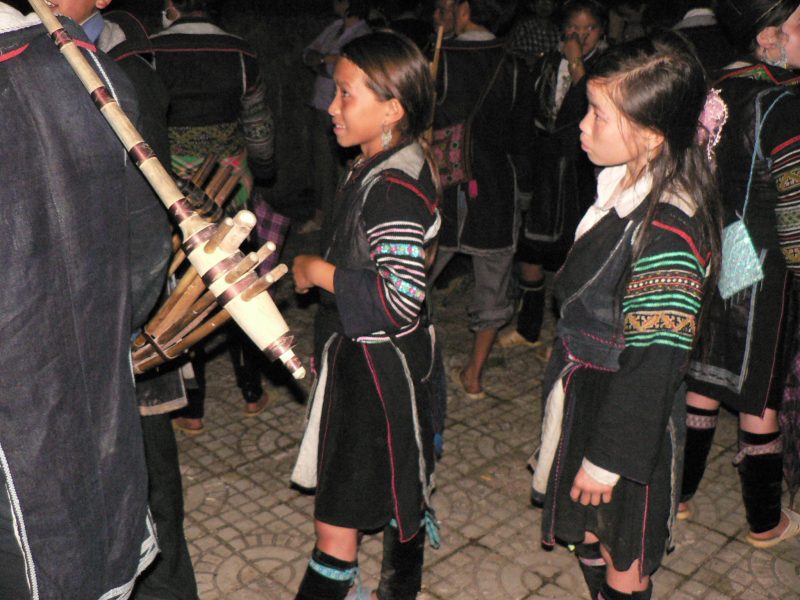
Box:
<box><xmin>173</xmin><ymin>231</ymin><xmax>800</xmax><ymax>600</ymax></box>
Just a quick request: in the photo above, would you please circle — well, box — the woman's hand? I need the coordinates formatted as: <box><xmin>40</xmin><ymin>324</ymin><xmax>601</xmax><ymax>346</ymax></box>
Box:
<box><xmin>570</xmin><ymin>467</ymin><xmax>614</xmax><ymax>506</ymax></box>
<box><xmin>292</xmin><ymin>255</ymin><xmax>336</xmax><ymax>294</ymax></box>
<box><xmin>562</xmin><ymin>32</ymin><xmax>583</xmax><ymax>63</ymax></box>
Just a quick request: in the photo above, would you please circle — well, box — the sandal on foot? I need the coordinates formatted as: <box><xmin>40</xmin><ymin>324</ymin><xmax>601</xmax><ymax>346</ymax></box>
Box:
<box><xmin>243</xmin><ymin>392</ymin><xmax>270</xmax><ymax>418</ymax></box>
<box><xmin>676</xmin><ymin>502</ymin><xmax>691</xmax><ymax>521</ymax></box>
<box><xmin>172</xmin><ymin>417</ymin><xmax>205</xmax><ymax>436</ymax></box>
<box><xmin>448</xmin><ymin>365</ymin><xmax>486</xmax><ymax>400</ymax></box>
<box><xmin>497</xmin><ymin>329</ymin><xmax>541</xmax><ymax>349</ymax></box>
<box><xmin>746</xmin><ymin>508</ymin><xmax>800</xmax><ymax>549</ymax></box>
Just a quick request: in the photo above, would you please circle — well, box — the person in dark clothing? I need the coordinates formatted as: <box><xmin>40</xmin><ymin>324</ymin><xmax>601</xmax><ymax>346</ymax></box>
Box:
<box><xmin>299</xmin><ymin>0</ymin><xmax>371</xmax><ymax>236</ymax></box>
<box><xmin>387</xmin><ymin>0</ymin><xmax>433</xmax><ymax>50</ymax></box>
<box><xmin>291</xmin><ymin>31</ymin><xmax>440</xmax><ymax>600</ymax></box>
<box><xmin>0</xmin><ymin>4</ymin><xmax>169</xmax><ymax>597</ymax></box>
<box><xmin>536</xmin><ymin>31</ymin><xmax>721</xmax><ymax>600</ymax></box>
<box><xmin>429</xmin><ymin>0</ymin><xmax>535</xmax><ymax>399</ymax></box>
<box><xmin>498</xmin><ymin>0</ymin><xmax>606</xmax><ymax>351</ymax></box>
<box><xmin>150</xmin><ymin>0</ymin><xmax>277</xmax><ymax>434</ymax></box>
<box><xmin>672</xmin><ymin>1</ymin><xmax>738</xmax><ymax>72</ymax></box>
<box><xmin>680</xmin><ymin>0</ymin><xmax>800</xmax><ymax>548</ymax></box>
<box><xmin>40</xmin><ymin>3</ymin><xmax>200</xmax><ymax>598</ymax></box>
<box><xmin>98</xmin><ymin>8</ymin><xmax>201</xmax><ymax>599</ymax></box>
<box><xmin>507</xmin><ymin>0</ymin><xmax>560</xmax><ymax>66</ymax></box>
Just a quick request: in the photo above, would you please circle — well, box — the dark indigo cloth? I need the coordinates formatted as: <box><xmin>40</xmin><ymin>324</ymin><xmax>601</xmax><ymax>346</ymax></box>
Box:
<box><xmin>541</xmin><ymin>203</ymin><xmax>706</xmax><ymax>575</ymax></box>
<box><xmin>518</xmin><ymin>50</ymin><xmax>600</xmax><ymax>271</ymax></box>
<box><xmin>687</xmin><ymin>65</ymin><xmax>800</xmax><ymax>415</ymax></box>
<box><xmin>433</xmin><ymin>37</ymin><xmax>535</xmax><ymax>253</ymax></box>
<box><xmin>308</xmin><ymin>142</ymin><xmax>439</xmax><ymax>539</ymax></box>
<box><xmin>0</xmin><ymin>16</ymin><xmax>162</xmax><ymax>599</ymax></box>
<box><xmin>132</xmin><ymin>414</ymin><xmax>199</xmax><ymax>600</ymax></box>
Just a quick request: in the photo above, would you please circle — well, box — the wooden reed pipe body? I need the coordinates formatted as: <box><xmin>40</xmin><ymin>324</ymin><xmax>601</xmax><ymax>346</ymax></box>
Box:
<box><xmin>27</xmin><ymin>0</ymin><xmax>305</xmax><ymax>379</ymax></box>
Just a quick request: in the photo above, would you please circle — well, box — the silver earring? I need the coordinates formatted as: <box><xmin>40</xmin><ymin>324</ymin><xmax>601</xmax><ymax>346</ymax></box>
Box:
<box><xmin>381</xmin><ymin>124</ymin><xmax>392</xmax><ymax>149</ymax></box>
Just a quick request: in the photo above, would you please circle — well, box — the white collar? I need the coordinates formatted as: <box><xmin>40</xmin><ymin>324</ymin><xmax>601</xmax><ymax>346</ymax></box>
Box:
<box><xmin>596</xmin><ymin>164</ymin><xmax>694</xmax><ymax>218</ymax></box>
<box><xmin>596</xmin><ymin>164</ymin><xmax>653</xmax><ymax>218</ymax></box>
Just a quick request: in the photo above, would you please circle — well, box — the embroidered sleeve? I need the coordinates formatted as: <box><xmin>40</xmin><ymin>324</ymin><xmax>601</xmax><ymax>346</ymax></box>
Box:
<box><xmin>769</xmin><ymin>133</ymin><xmax>800</xmax><ymax>275</ymax></box>
<box><xmin>585</xmin><ymin>213</ymin><xmax>708</xmax><ymax>483</ymax></box>
<box><xmin>366</xmin><ymin>218</ymin><xmax>428</xmax><ymax>326</ymax></box>
<box><xmin>622</xmin><ymin>243</ymin><xmax>705</xmax><ymax>351</ymax></box>
<box><xmin>240</xmin><ymin>70</ymin><xmax>275</xmax><ymax>180</ymax></box>
<box><xmin>333</xmin><ymin>175</ymin><xmax>436</xmax><ymax>338</ymax></box>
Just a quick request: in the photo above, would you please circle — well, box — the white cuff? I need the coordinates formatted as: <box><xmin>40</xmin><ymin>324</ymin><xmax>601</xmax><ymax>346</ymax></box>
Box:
<box><xmin>582</xmin><ymin>458</ymin><xmax>620</xmax><ymax>487</ymax></box>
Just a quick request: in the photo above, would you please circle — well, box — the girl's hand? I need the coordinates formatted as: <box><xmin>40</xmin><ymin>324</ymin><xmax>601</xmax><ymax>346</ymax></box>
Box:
<box><xmin>292</xmin><ymin>255</ymin><xmax>336</xmax><ymax>294</ymax></box>
<box><xmin>570</xmin><ymin>467</ymin><xmax>614</xmax><ymax>506</ymax></box>
<box><xmin>292</xmin><ymin>254</ymin><xmax>319</xmax><ymax>293</ymax></box>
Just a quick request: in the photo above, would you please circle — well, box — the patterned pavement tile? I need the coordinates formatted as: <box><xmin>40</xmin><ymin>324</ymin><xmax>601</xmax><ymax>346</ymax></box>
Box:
<box><xmin>169</xmin><ymin>243</ymin><xmax>800</xmax><ymax>599</ymax></box>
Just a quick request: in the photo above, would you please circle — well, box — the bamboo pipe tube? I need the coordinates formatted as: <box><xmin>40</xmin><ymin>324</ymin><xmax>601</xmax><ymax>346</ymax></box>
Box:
<box><xmin>190</xmin><ymin>155</ymin><xmax>217</xmax><ymax>187</ymax></box>
<box><xmin>131</xmin><ymin>265</ymin><xmax>199</xmax><ymax>350</ymax></box>
<box><xmin>26</xmin><ymin>0</ymin><xmax>305</xmax><ymax>379</ymax></box>
<box><xmin>155</xmin><ymin>290</ymin><xmax>218</xmax><ymax>346</ymax></box>
<box><xmin>133</xmin><ymin>309</ymin><xmax>233</xmax><ymax>374</ymax></box>
<box><xmin>223</xmin><ymin>241</ymin><xmax>277</xmax><ymax>284</ymax></box>
<box><xmin>214</xmin><ymin>173</ymin><xmax>241</xmax><ymax>206</ymax></box>
<box><xmin>205</xmin><ymin>165</ymin><xmax>233</xmax><ymax>199</ymax></box>
<box><xmin>242</xmin><ymin>264</ymin><xmax>289</xmax><ymax>302</ymax></box>
<box><xmin>204</xmin><ymin>217</ymin><xmax>234</xmax><ymax>254</ymax></box>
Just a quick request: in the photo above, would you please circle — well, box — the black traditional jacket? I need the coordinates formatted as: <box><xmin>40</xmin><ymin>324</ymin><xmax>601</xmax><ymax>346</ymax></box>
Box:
<box><xmin>0</xmin><ymin>14</ymin><xmax>167</xmax><ymax>599</ymax></box>
<box><xmin>434</xmin><ymin>35</ymin><xmax>534</xmax><ymax>252</ymax></box>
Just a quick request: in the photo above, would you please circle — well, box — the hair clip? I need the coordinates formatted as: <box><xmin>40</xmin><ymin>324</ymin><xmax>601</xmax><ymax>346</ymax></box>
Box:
<box><xmin>697</xmin><ymin>88</ymin><xmax>728</xmax><ymax>162</ymax></box>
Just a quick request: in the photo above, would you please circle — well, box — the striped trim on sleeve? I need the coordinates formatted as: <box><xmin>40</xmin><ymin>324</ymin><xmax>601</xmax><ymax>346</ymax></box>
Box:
<box><xmin>771</xmin><ymin>139</ymin><xmax>800</xmax><ymax>275</ymax></box>
<box><xmin>367</xmin><ymin>220</ymin><xmax>428</xmax><ymax>325</ymax></box>
<box><xmin>622</xmin><ymin>249</ymin><xmax>706</xmax><ymax>351</ymax></box>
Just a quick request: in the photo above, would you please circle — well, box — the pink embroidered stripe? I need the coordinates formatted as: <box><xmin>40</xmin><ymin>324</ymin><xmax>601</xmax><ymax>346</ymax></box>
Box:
<box><xmin>362</xmin><ymin>347</ymin><xmax>407</xmax><ymax>541</ymax></box>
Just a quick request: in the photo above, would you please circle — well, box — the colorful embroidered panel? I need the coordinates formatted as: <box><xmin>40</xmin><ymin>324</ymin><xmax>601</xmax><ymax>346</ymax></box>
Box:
<box><xmin>623</xmin><ymin>251</ymin><xmax>705</xmax><ymax>351</ymax></box>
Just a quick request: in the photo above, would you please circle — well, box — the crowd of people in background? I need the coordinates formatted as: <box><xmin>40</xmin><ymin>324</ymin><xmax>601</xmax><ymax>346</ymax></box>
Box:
<box><xmin>2</xmin><ymin>0</ymin><xmax>800</xmax><ymax>599</ymax></box>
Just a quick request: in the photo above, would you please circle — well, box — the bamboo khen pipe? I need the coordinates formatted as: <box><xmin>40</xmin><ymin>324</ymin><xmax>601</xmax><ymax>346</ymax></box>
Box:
<box><xmin>28</xmin><ymin>0</ymin><xmax>305</xmax><ymax>379</ymax></box>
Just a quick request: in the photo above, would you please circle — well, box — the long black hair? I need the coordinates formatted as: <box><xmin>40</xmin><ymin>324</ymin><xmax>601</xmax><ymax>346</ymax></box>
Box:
<box><xmin>340</xmin><ymin>30</ymin><xmax>442</xmax><ymax>205</ymax></box>
<box><xmin>588</xmin><ymin>30</ymin><xmax>722</xmax><ymax>319</ymax></box>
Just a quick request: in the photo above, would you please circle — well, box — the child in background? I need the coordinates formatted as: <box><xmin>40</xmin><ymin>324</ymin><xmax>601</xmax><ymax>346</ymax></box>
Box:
<box><xmin>534</xmin><ymin>32</ymin><xmax>721</xmax><ymax>599</ymax></box>
<box><xmin>291</xmin><ymin>31</ymin><xmax>440</xmax><ymax>600</ymax></box>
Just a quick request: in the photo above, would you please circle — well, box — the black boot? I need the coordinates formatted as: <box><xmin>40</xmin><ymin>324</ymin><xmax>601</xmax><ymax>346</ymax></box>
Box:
<box><xmin>680</xmin><ymin>406</ymin><xmax>719</xmax><ymax>503</ymax></box>
<box><xmin>574</xmin><ymin>542</ymin><xmax>606</xmax><ymax>599</ymax></box>
<box><xmin>516</xmin><ymin>278</ymin><xmax>545</xmax><ymax>343</ymax></box>
<box><xmin>295</xmin><ymin>548</ymin><xmax>357</xmax><ymax>600</ymax></box>
<box><xmin>599</xmin><ymin>581</ymin><xmax>652</xmax><ymax>600</ymax></box>
<box><xmin>376</xmin><ymin>523</ymin><xmax>425</xmax><ymax>600</ymax></box>
<box><xmin>736</xmin><ymin>431</ymin><xmax>783</xmax><ymax>534</ymax></box>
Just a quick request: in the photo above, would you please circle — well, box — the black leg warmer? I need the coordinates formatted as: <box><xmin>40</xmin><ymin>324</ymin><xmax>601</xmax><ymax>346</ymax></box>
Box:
<box><xmin>736</xmin><ymin>431</ymin><xmax>784</xmax><ymax>534</ymax></box>
<box><xmin>516</xmin><ymin>278</ymin><xmax>545</xmax><ymax>343</ymax></box>
<box><xmin>376</xmin><ymin>523</ymin><xmax>425</xmax><ymax>600</ymax></box>
<box><xmin>295</xmin><ymin>547</ymin><xmax>358</xmax><ymax>600</ymax></box>
<box><xmin>680</xmin><ymin>406</ymin><xmax>719</xmax><ymax>502</ymax></box>
<box><xmin>599</xmin><ymin>581</ymin><xmax>652</xmax><ymax>600</ymax></box>
<box><xmin>574</xmin><ymin>542</ymin><xmax>606</xmax><ymax>600</ymax></box>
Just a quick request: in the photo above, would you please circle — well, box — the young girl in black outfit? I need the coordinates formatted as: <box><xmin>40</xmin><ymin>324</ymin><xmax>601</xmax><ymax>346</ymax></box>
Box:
<box><xmin>534</xmin><ymin>32</ymin><xmax>721</xmax><ymax>599</ymax></box>
<box><xmin>291</xmin><ymin>31</ymin><xmax>440</xmax><ymax>600</ymax></box>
